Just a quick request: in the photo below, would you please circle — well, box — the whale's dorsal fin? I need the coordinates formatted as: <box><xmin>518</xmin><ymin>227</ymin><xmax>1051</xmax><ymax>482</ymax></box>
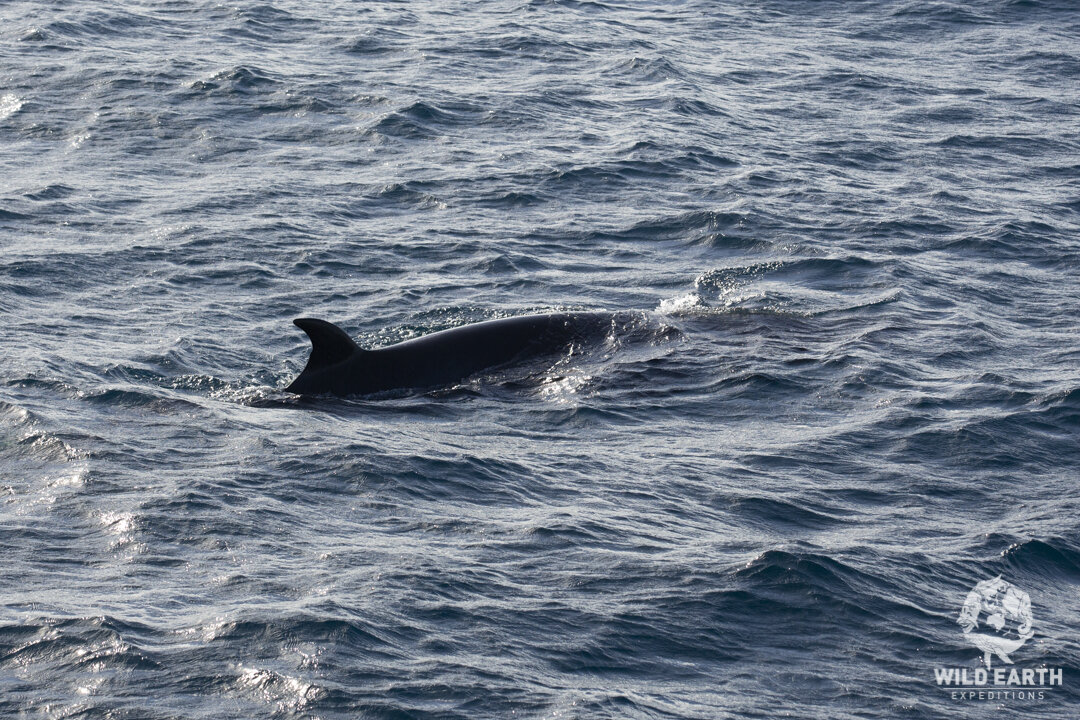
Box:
<box><xmin>293</xmin><ymin>318</ymin><xmax>362</xmax><ymax>371</ymax></box>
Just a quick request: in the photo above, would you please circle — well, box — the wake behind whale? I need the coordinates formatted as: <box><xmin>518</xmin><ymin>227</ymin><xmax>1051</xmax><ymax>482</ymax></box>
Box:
<box><xmin>285</xmin><ymin>312</ymin><xmax>624</xmax><ymax>397</ymax></box>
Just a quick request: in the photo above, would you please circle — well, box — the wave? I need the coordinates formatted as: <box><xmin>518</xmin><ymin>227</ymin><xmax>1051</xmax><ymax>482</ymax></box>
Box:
<box><xmin>185</xmin><ymin>65</ymin><xmax>281</xmax><ymax>95</ymax></box>
<box><xmin>0</xmin><ymin>94</ymin><xmax>23</xmax><ymax>121</ymax></box>
<box><xmin>366</xmin><ymin>100</ymin><xmax>489</xmax><ymax>139</ymax></box>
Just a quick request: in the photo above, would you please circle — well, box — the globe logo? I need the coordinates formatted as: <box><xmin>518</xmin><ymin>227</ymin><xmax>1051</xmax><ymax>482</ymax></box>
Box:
<box><xmin>958</xmin><ymin>576</ymin><xmax>1034</xmax><ymax>669</ymax></box>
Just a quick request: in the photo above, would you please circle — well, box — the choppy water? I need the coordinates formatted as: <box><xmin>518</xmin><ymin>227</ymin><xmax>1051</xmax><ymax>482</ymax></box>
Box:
<box><xmin>2</xmin><ymin>1</ymin><xmax>1079</xmax><ymax>717</ymax></box>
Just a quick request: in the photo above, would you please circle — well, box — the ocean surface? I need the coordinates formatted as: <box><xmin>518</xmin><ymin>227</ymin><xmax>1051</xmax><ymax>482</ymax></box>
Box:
<box><xmin>2</xmin><ymin>1</ymin><xmax>1079</xmax><ymax>717</ymax></box>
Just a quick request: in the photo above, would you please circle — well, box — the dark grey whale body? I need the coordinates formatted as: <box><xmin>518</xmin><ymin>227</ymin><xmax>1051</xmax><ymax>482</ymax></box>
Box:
<box><xmin>285</xmin><ymin>312</ymin><xmax>614</xmax><ymax>397</ymax></box>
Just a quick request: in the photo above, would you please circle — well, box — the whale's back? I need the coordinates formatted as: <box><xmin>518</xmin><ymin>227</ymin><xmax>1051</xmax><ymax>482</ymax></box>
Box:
<box><xmin>285</xmin><ymin>312</ymin><xmax>611</xmax><ymax>397</ymax></box>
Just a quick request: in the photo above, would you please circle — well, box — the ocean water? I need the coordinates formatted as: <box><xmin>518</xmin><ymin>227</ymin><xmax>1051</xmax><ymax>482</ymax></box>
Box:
<box><xmin>2</xmin><ymin>0</ymin><xmax>1079</xmax><ymax>717</ymax></box>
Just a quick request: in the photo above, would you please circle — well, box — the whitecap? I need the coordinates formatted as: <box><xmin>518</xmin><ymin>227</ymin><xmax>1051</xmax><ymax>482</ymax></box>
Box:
<box><xmin>0</xmin><ymin>94</ymin><xmax>23</xmax><ymax>121</ymax></box>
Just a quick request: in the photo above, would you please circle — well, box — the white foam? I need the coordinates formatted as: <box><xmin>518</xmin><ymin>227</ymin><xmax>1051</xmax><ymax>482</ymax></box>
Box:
<box><xmin>0</xmin><ymin>94</ymin><xmax>23</xmax><ymax>121</ymax></box>
<box><xmin>657</xmin><ymin>292</ymin><xmax>706</xmax><ymax>315</ymax></box>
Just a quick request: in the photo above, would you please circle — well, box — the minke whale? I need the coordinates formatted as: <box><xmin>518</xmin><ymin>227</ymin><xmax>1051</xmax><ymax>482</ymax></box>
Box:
<box><xmin>285</xmin><ymin>312</ymin><xmax>614</xmax><ymax>397</ymax></box>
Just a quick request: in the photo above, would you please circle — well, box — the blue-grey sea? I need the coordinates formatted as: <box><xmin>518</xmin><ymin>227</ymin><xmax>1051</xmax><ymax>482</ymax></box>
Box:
<box><xmin>2</xmin><ymin>1</ymin><xmax>1079</xmax><ymax>718</ymax></box>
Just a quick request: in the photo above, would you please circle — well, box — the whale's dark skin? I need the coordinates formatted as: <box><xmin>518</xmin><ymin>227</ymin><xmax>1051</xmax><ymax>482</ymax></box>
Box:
<box><xmin>285</xmin><ymin>312</ymin><xmax>614</xmax><ymax>397</ymax></box>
